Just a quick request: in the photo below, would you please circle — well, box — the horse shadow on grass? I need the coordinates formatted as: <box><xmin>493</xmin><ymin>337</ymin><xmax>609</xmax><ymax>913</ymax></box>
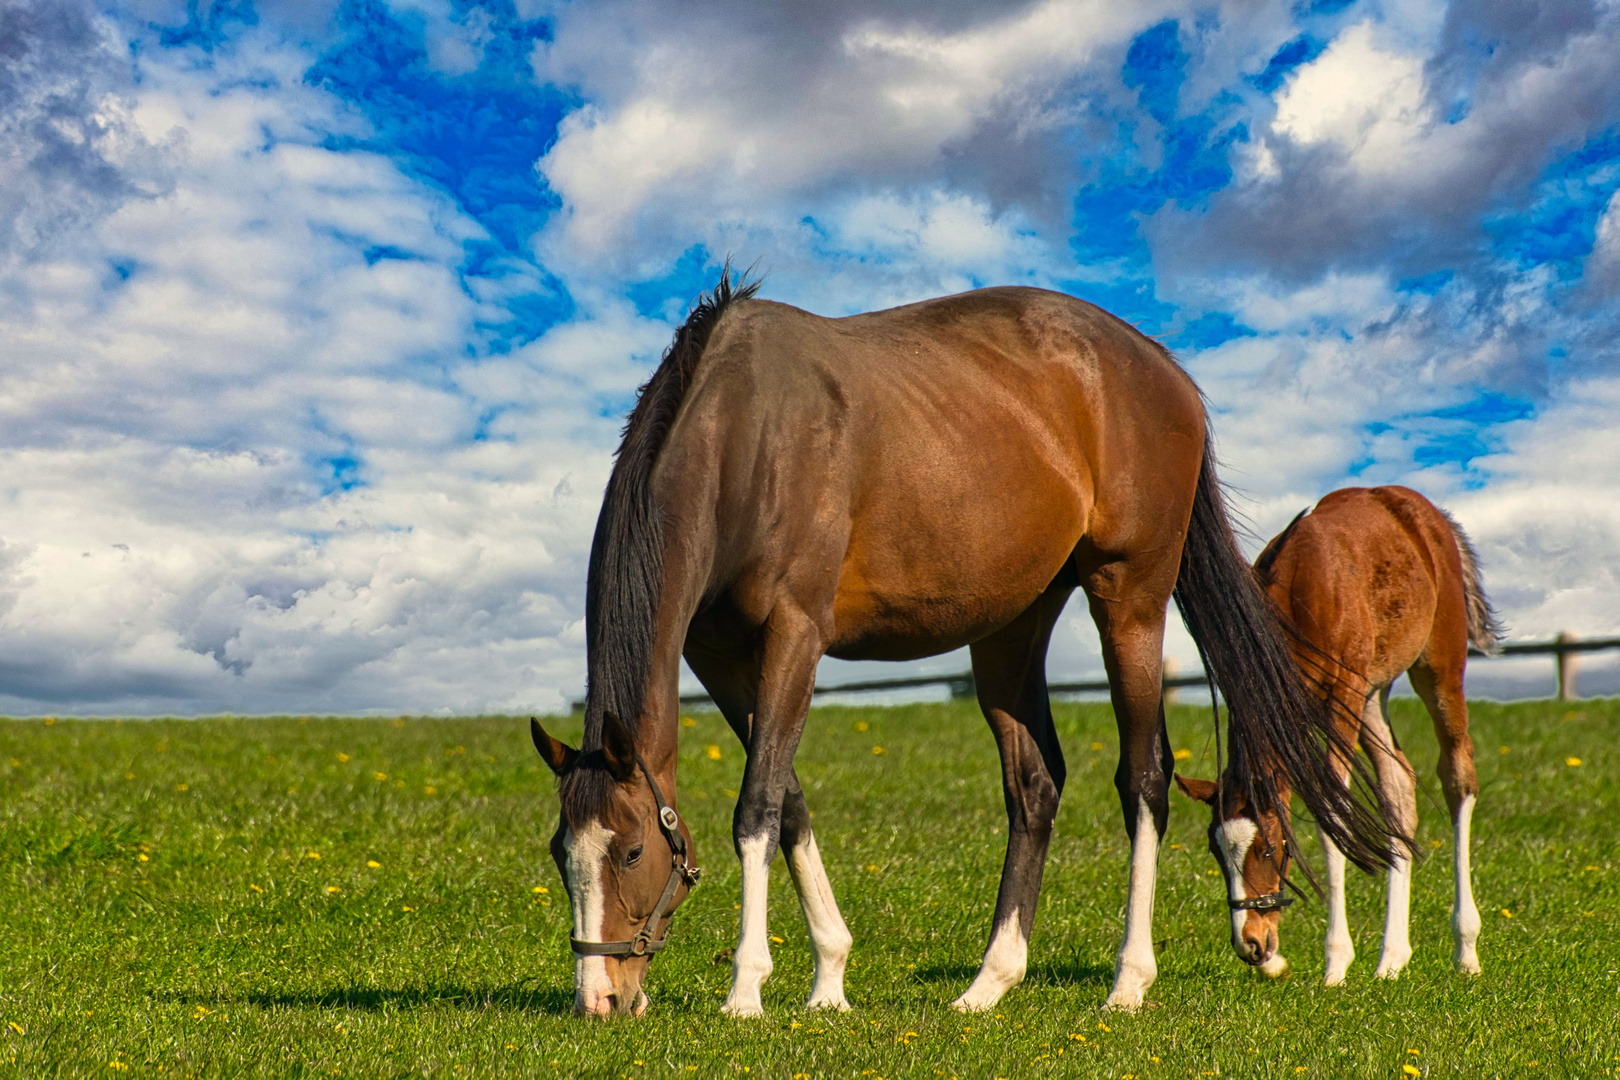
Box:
<box><xmin>164</xmin><ymin>981</ymin><xmax>576</xmax><ymax>1016</ymax></box>
<box><xmin>912</xmin><ymin>961</ymin><xmax>1113</xmax><ymax>989</ymax></box>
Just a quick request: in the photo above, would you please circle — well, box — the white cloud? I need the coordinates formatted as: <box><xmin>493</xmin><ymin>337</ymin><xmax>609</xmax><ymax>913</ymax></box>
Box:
<box><xmin>1269</xmin><ymin>22</ymin><xmax>1432</xmax><ymax>176</ymax></box>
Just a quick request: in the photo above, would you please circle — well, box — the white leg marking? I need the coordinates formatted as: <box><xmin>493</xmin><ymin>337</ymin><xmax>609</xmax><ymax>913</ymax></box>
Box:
<box><xmin>1375</xmin><ymin>854</ymin><xmax>1414</xmax><ymax>979</ymax></box>
<box><xmin>1103</xmin><ymin>799</ymin><xmax>1159</xmax><ymax>1012</ymax></box>
<box><xmin>1363</xmin><ymin>693</ymin><xmax>1414</xmax><ymax>980</ymax></box>
<box><xmin>953</xmin><ymin>908</ymin><xmax>1026</xmax><ymax>1012</ymax></box>
<box><xmin>1321</xmin><ymin>827</ymin><xmax>1355</xmax><ymax>985</ymax></box>
<box><xmin>785</xmin><ymin>832</ymin><xmax>853</xmax><ymax>1011</ymax></box>
<box><xmin>565</xmin><ymin>822</ymin><xmax>616</xmax><ymax>1016</ymax></box>
<box><xmin>1218</xmin><ymin>818</ymin><xmax>1259</xmax><ymax>955</ymax></box>
<box><xmin>723</xmin><ymin>834</ymin><xmax>774</xmax><ymax>1018</ymax></box>
<box><xmin>1452</xmin><ymin>794</ymin><xmax>1482</xmax><ymax>974</ymax></box>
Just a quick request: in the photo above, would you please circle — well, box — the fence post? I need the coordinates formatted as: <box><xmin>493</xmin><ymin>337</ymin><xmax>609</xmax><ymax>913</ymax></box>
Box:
<box><xmin>1556</xmin><ymin>631</ymin><xmax>1578</xmax><ymax>702</ymax></box>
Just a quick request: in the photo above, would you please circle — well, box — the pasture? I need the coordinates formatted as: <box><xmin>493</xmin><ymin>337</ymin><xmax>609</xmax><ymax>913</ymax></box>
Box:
<box><xmin>1</xmin><ymin>697</ymin><xmax>1615</xmax><ymax>1077</ymax></box>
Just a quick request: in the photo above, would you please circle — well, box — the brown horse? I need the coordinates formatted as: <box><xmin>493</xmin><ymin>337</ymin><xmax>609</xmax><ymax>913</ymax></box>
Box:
<box><xmin>530</xmin><ymin>271</ymin><xmax>1396</xmax><ymax>1017</ymax></box>
<box><xmin>1177</xmin><ymin>485</ymin><xmax>1498</xmax><ymax>984</ymax></box>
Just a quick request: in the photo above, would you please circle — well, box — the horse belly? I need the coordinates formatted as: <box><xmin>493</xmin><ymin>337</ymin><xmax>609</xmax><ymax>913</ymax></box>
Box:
<box><xmin>825</xmin><ymin>479</ymin><xmax>1085</xmax><ymax>661</ymax></box>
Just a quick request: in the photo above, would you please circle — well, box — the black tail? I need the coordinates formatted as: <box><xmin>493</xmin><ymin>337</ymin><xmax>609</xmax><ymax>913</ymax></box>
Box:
<box><xmin>1173</xmin><ymin>435</ymin><xmax>1400</xmax><ymax>879</ymax></box>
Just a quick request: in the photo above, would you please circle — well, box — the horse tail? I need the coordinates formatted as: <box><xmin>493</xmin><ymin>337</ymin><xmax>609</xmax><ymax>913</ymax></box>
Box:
<box><xmin>1173</xmin><ymin>433</ymin><xmax>1400</xmax><ymax>877</ymax></box>
<box><xmin>1439</xmin><ymin>507</ymin><xmax>1503</xmax><ymax>655</ymax></box>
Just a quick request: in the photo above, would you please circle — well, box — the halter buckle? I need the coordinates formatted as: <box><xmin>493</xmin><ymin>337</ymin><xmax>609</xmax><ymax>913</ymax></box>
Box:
<box><xmin>660</xmin><ymin>806</ymin><xmax>679</xmax><ymax>831</ymax></box>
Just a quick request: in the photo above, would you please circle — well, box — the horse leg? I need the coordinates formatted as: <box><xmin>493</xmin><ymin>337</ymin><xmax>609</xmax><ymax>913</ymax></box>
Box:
<box><xmin>952</xmin><ymin>590</ymin><xmax>1070</xmax><ymax>1013</ymax></box>
<box><xmin>1362</xmin><ymin>685</ymin><xmax>1418</xmax><ymax>979</ymax></box>
<box><xmin>1320</xmin><ymin>728</ymin><xmax>1356</xmax><ymax>985</ymax></box>
<box><xmin>687</xmin><ymin>647</ymin><xmax>854</xmax><ymax>1011</ymax></box>
<box><xmin>1410</xmin><ymin>659</ymin><xmax>1482</xmax><ymax>974</ymax></box>
<box><xmin>720</xmin><ymin>603</ymin><xmax>823</xmax><ymax>1019</ymax></box>
<box><xmin>1088</xmin><ymin>572</ymin><xmax>1175</xmax><ymax>1012</ymax></box>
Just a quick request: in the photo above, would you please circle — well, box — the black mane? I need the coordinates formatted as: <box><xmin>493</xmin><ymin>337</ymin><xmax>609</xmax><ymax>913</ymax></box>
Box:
<box><xmin>579</xmin><ymin>266</ymin><xmax>760</xmax><ymax>755</ymax></box>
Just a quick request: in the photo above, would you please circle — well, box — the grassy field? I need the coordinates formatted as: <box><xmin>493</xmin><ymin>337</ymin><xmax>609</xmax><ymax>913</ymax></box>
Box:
<box><xmin>1</xmin><ymin>697</ymin><xmax>1616</xmax><ymax>1078</ymax></box>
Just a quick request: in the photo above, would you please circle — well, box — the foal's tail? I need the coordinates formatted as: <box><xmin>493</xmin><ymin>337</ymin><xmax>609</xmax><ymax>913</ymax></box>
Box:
<box><xmin>1439</xmin><ymin>508</ymin><xmax>1503</xmax><ymax>655</ymax></box>
<box><xmin>1172</xmin><ymin>434</ymin><xmax>1399</xmax><ymax>877</ymax></box>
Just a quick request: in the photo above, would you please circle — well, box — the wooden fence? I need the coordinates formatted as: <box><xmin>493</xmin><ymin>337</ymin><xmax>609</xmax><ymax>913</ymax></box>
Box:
<box><xmin>644</xmin><ymin>632</ymin><xmax>1620</xmax><ymax>710</ymax></box>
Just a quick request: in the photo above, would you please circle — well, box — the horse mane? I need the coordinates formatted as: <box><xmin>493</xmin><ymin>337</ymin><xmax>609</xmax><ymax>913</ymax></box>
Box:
<box><xmin>579</xmin><ymin>265</ymin><xmax>760</xmax><ymax>754</ymax></box>
<box><xmin>1252</xmin><ymin>508</ymin><xmax>1308</xmax><ymax>582</ymax></box>
<box><xmin>1438</xmin><ymin>507</ymin><xmax>1503</xmax><ymax>655</ymax></box>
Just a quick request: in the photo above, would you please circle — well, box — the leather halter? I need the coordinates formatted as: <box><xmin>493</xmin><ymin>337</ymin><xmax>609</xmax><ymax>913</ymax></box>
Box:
<box><xmin>569</xmin><ymin>753</ymin><xmax>701</xmax><ymax>958</ymax></box>
<box><xmin>1228</xmin><ymin>837</ymin><xmax>1294</xmax><ymax>913</ymax></box>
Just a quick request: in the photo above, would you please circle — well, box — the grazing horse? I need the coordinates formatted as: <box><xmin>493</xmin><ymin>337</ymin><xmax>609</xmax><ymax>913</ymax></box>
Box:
<box><xmin>1177</xmin><ymin>485</ymin><xmax>1499</xmax><ymax>984</ymax></box>
<box><xmin>530</xmin><ymin>272</ymin><xmax>1396</xmax><ymax>1017</ymax></box>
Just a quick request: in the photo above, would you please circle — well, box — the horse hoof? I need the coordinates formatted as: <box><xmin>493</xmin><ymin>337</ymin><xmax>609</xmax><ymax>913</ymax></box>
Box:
<box><xmin>1259</xmin><ymin>955</ymin><xmax>1290</xmax><ymax>979</ymax></box>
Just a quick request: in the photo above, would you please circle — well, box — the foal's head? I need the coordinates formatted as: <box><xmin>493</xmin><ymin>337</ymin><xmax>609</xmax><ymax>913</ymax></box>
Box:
<box><xmin>1175</xmin><ymin>773</ymin><xmax>1293</xmax><ymax>975</ymax></box>
<box><xmin>530</xmin><ymin>718</ymin><xmax>697</xmax><ymax>1017</ymax></box>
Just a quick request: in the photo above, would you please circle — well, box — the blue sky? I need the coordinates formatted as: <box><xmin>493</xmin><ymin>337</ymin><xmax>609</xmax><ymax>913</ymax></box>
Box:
<box><xmin>1</xmin><ymin>0</ymin><xmax>1617</xmax><ymax>714</ymax></box>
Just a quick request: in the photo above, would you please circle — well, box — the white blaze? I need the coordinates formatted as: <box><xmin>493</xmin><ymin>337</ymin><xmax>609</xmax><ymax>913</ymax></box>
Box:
<box><xmin>564</xmin><ymin>821</ymin><xmax>615</xmax><ymax>1010</ymax></box>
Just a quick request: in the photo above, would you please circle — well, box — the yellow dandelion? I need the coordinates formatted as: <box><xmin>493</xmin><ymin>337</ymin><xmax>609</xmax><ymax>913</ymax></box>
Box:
<box><xmin>124</xmin><ymin>772</ymin><xmax>134</xmax><ymax>780</ymax></box>
<box><xmin>1498</xmin><ymin>746</ymin><xmax>1510</xmax><ymax>754</ymax></box>
<box><xmin>326</xmin><ymin>886</ymin><xmax>341</xmax><ymax>894</ymax></box>
<box><xmin>8</xmin><ymin>1022</ymin><xmax>23</xmax><ymax>1035</ymax></box>
<box><xmin>1150</xmin><ymin>1057</ymin><xmax>1161</xmax><ymax>1063</ymax></box>
<box><xmin>248</xmin><ymin>884</ymin><xmax>262</xmax><ymax>893</ymax></box>
<box><xmin>533</xmin><ymin>885</ymin><xmax>549</xmax><ymax>894</ymax></box>
<box><xmin>108</xmin><ymin>1063</ymin><xmax>127</xmax><ymax>1072</ymax></box>
<box><xmin>866</xmin><ymin>864</ymin><xmax>880</xmax><ymax>872</ymax></box>
<box><xmin>681</xmin><ymin>716</ymin><xmax>696</xmax><ymax>728</ymax></box>
<box><xmin>1097</xmin><ymin>1022</ymin><xmax>1111</xmax><ymax>1032</ymax></box>
<box><xmin>306</xmin><ymin>851</ymin><xmax>322</xmax><ymax>860</ymax></box>
<box><xmin>1407</xmin><ymin>1050</ymin><xmax>1420</xmax><ymax>1056</ymax></box>
<box><xmin>1586</xmin><ymin>865</ymin><xmax>1601</xmax><ymax>872</ymax></box>
<box><xmin>174</xmin><ymin>783</ymin><xmax>189</xmax><ymax>792</ymax></box>
<box><xmin>770</xmin><ymin>935</ymin><xmax>784</xmax><ymax>944</ymax></box>
<box><xmin>871</xmin><ymin>746</ymin><xmax>886</xmax><ymax>755</ymax></box>
<box><xmin>1173</xmin><ymin>748</ymin><xmax>1192</xmax><ymax>760</ymax></box>
<box><xmin>1090</xmin><ymin>741</ymin><xmax>1104</xmax><ymax>751</ymax></box>
<box><xmin>424</xmin><ymin>785</ymin><xmax>438</xmax><ymax>795</ymax></box>
<box><xmin>9</xmin><ymin>758</ymin><xmax>19</xmax><ymax>767</ymax></box>
<box><xmin>1401</xmin><ymin>1066</ymin><xmax>1420</xmax><ymax>1078</ymax></box>
<box><xmin>635</xmin><ymin>1060</ymin><xmax>643</xmax><ymax>1066</ymax></box>
<box><xmin>337</xmin><ymin>752</ymin><xmax>351</xmax><ymax>763</ymax></box>
<box><xmin>1567</xmin><ymin>757</ymin><xmax>1583</xmax><ymax>767</ymax></box>
<box><xmin>137</xmin><ymin>853</ymin><xmax>149</xmax><ymax>862</ymax></box>
<box><xmin>1294</xmin><ymin>1069</ymin><xmax>1307</xmax><ymax>1075</ymax></box>
<box><xmin>402</xmin><ymin>906</ymin><xmax>414</xmax><ymax>912</ymax></box>
<box><xmin>1168</xmin><ymin>843</ymin><xmax>1183</xmax><ymax>850</ymax></box>
<box><xmin>392</xmin><ymin>718</ymin><xmax>406</xmax><ymax>728</ymax></box>
<box><xmin>505</xmin><ymin>1044</ymin><xmax>515</xmax><ymax>1050</ymax></box>
<box><xmin>854</xmin><ymin>720</ymin><xmax>870</xmax><ymax>732</ymax></box>
<box><xmin>373</xmin><ymin>772</ymin><xmax>387</xmax><ymax>781</ymax></box>
<box><xmin>1431</xmin><ymin>840</ymin><xmax>1444</xmax><ymax>849</ymax></box>
<box><xmin>705</xmin><ymin>745</ymin><xmax>722</xmax><ymax>760</ymax></box>
<box><xmin>1500</xmin><ymin>908</ymin><xmax>1514</xmax><ymax>918</ymax></box>
<box><xmin>366</xmin><ymin>860</ymin><xmax>381</xmax><ymax>869</ymax></box>
<box><xmin>43</xmin><ymin>717</ymin><xmax>56</xmax><ymax>726</ymax></box>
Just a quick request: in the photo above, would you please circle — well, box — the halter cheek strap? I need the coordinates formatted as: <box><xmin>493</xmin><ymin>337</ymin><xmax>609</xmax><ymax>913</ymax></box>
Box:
<box><xmin>1227</xmin><ymin>838</ymin><xmax>1295</xmax><ymax>912</ymax></box>
<box><xmin>569</xmin><ymin>753</ymin><xmax>702</xmax><ymax>959</ymax></box>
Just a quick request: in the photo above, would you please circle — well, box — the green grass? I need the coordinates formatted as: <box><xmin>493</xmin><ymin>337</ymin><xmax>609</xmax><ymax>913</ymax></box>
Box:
<box><xmin>2</xmin><ymin>698</ymin><xmax>1616</xmax><ymax>1078</ymax></box>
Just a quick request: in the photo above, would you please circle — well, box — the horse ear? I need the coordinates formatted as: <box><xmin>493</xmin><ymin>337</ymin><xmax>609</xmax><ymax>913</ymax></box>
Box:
<box><xmin>530</xmin><ymin>718</ymin><xmax>578</xmax><ymax>775</ymax></box>
<box><xmin>600</xmin><ymin>711</ymin><xmax>638</xmax><ymax>782</ymax></box>
<box><xmin>1174</xmin><ymin>774</ymin><xmax>1219</xmax><ymax>805</ymax></box>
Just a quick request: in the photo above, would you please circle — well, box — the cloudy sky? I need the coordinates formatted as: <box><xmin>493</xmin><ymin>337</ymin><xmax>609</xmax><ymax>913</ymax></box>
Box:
<box><xmin>2</xmin><ymin>0</ymin><xmax>1617</xmax><ymax>716</ymax></box>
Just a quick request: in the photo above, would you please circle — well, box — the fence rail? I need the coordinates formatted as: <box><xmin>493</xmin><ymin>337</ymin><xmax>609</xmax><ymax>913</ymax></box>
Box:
<box><xmin>638</xmin><ymin>633</ymin><xmax>1620</xmax><ymax>711</ymax></box>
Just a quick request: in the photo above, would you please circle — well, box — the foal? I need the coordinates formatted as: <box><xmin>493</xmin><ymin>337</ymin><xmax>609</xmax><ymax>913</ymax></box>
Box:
<box><xmin>1177</xmin><ymin>486</ymin><xmax>1499</xmax><ymax>984</ymax></box>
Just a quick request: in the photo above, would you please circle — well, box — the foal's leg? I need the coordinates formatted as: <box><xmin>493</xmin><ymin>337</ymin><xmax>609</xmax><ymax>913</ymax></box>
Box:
<box><xmin>1088</xmin><ymin>579</ymin><xmax>1175</xmax><ymax>1012</ymax></box>
<box><xmin>1361</xmin><ymin>686</ymin><xmax>1418</xmax><ymax>979</ymax></box>
<box><xmin>1320</xmin><ymin>747</ymin><xmax>1357</xmax><ymax>985</ymax></box>
<box><xmin>721</xmin><ymin>603</ymin><xmax>823</xmax><ymax>1018</ymax></box>
<box><xmin>688</xmin><ymin>648</ymin><xmax>854</xmax><ymax>1011</ymax></box>
<box><xmin>953</xmin><ymin>591</ymin><xmax>1070</xmax><ymax>1013</ymax></box>
<box><xmin>1410</xmin><ymin>659</ymin><xmax>1482</xmax><ymax>974</ymax></box>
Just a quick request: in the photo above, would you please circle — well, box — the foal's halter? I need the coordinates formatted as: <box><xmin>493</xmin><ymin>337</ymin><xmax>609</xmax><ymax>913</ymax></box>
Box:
<box><xmin>568</xmin><ymin>754</ymin><xmax>702</xmax><ymax>958</ymax></box>
<box><xmin>1227</xmin><ymin>836</ymin><xmax>1295</xmax><ymax>913</ymax></box>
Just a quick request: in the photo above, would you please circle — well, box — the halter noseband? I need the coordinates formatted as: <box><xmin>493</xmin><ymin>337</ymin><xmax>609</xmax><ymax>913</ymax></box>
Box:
<box><xmin>568</xmin><ymin>753</ymin><xmax>702</xmax><ymax>958</ymax></box>
<box><xmin>1227</xmin><ymin>836</ymin><xmax>1295</xmax><ymax>913</ymax></box>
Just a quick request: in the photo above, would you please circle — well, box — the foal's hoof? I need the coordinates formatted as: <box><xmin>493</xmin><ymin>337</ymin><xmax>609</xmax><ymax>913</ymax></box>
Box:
<box><xmin>1258</xmin><ymin>955</ymin><xmax>1290</xmax><ymax>980</ymax></box>
<box><xmin>1101</xmin><ymin>990</ymin><xmax>1144</xmax><ymax>1013</ymax></box>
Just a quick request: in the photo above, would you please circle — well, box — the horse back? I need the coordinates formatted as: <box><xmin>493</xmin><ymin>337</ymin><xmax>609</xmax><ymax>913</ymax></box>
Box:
<box><xmin>656</xmin><ymin>287</ymin><xmax>1206</xmax><ymax>659</ymax></box>
<box><xmin>1258</xmin><ymin>486</ymin><xmax>1473</xmax><ymax>690</ymax></box>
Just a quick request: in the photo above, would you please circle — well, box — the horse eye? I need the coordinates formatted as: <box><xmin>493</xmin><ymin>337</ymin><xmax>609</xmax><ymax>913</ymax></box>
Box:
<box><xmin>625</xmin><ymin>845</ymin><xmax>644</xmax><ymax>868</ymax></box>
